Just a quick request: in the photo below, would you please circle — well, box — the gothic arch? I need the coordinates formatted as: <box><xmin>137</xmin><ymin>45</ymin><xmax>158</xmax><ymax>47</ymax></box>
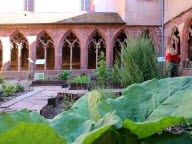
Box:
<box><xmin>139</xmin><ymin>29</ymin><xmax>159</xmax><ymax>53</ymax></box>
<box><xmin>10</xmin><ymin>30</ymin><xmax>29</xmax><ymax>44</ymax></box>
<box><xmin>87</xmin><ymin>30</ymin><xmax>106</xmax><ymax>69</ymax></box>
<box><xmin>112</xmin><ymin>30</ymin><xmax>127</xmax><ymax>65</ymax></box>
<box><xmin>170</xmin><ymin>26</ymin><xmax>181</xmax><ymax>56</ymax></box>
<box><xmin>10</xmin><ymin>32</ymin><xmax>29</xmax><ymax>71</ymax></box>
<box><xmin>36</xmin><ymin>31</ymin><xmax>55</xmax><ymax>70</ymax></box>
<box><xmin>61</xmin><ymin>31</ymin><xmax>81</xmax><ymax>70</ymax></box>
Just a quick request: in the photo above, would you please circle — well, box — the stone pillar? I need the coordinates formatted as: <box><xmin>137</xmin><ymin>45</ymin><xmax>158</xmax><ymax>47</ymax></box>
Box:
<box><xmin>54</xmin><ymin>47</ymin><xmax>62</xmax><ymax>70</ymax></box>
<box><xmin>180</xmin><ymin>42</ymin><xmax>188</xmax><ymax>64</ymax></box>
<box><xmin>1</xmin><ymin>37</ymin><xmax>11</xmax><ymax>71</ymax></box>
<box><xmin>44</xmin><ymin>47</ymin><xmax>47</xmax><ymax>70</ymax></box>
<box><xmin>106</xmin><ymin>40</ymin><xmax>113</xmax><ymax>69</ymax></box>
<box><xmin>80</xmin><ymin>41</ymin><xmax>88</xmax><ymax>69</ymax></box>
<box><xmin>28</xmin><ymin>36</ymin><xmax>37</xmax><ymax>71</ymax></box>
<box><xmin>17</xmin><ymin>44</ymin><xmax>22</xmax><ymax>71</ymax></box>
<box><xmin>70</xmin><ymin>46</ymin><xmax>73</xmax><ymax>70</ymax></box>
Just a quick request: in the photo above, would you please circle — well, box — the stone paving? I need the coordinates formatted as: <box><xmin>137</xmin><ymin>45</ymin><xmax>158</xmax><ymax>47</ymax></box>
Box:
<box><xmin>0</xmin><ymin>83</ymin><xmax>122</xmax><ymax>116</ymax></box>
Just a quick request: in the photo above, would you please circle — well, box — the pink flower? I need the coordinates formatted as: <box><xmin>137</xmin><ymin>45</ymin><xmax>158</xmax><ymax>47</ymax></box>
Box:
<box><xmin>17</xmin><ymin>79</ymin><xmax>21</xmax><ymax>81</ymax></box>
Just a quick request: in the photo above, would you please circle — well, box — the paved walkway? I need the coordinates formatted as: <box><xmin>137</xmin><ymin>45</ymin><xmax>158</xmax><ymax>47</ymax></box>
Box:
<box><xmin>0</xmin><ymin>84</ymin><xmax>122</xmax><ymax>115</ymax></box>
<box><xmin>0</xmin><ymin>86</ymin><xmax>64</xmax><ymax>113</ymax></box>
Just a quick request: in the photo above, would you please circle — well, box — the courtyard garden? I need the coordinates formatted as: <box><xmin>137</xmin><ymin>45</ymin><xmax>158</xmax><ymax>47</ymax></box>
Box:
<box><xmin>0</xmin><ymin>35</ymin><xmax>191</xmax><ymax>144</ymax></box>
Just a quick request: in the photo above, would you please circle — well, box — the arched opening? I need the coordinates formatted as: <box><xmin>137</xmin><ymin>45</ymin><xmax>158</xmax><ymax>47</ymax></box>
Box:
<box><xmin>188</xmin><ymin>25</ymin><xmax>192</xmax><ymax>61</ymax></box>
<box><xmin>140</xmin><ymin>29</ymin><xmax>155</xmax><ymax>51</ymax></box>
<box><xmin>113</xmin><ymin>32</ymin><xmax>127</xmax><ymax>64</ymax></box>
<box><xmin>0</xmin><ymin>40</ymin><xmax>2</xmax><ymax>69</ymax></box>
<box><xmin>62</xmin><ymin>32</ymin><xmax>80</xmax><ymax>70</ymax></box>
<box><xmin>36</xmin><ymin>32</ymin><xmax>55</xmax><ymax>70</ymax></box>
<box><xmin>10</xmin><ymin>33</ymin><xmax>28</xmax><ymax>71</ymax></box>
<box><xmin>171</xmin><ymin>28</ymin><xmax>181</xmax><ymax>57</ymax></box>
<box><xmin>88</xmin><ymin>32</ymin><xmax>106</xmax><ymax>69</ymax></box>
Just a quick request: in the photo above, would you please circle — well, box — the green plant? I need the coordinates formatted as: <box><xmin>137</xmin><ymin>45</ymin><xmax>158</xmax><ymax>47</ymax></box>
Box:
<box><xmin>119</xmin><ymin>34</ymin><xmax>163</xmax><ymax>86</ymax></box>
<box><xmin>58</xmin><ymin>70</ymin><xmax>72</xmax><ymax>80</ymax></box>
<box><xmin>70</xmin><ymin>76</ymin><xmax>91</xmax><ymax>83</ymax></box>
<box><xmin>95</xmin><ymin>51</ymin><xmax>110</xmax><ymax>83</ymax></box>
<box><xmin>111</xmin><ymin>56</ymin><xmax>121</xmax><ymax>82</ymax></box>
<box><xmin>2</xmin><ymin>84</ymin><xmax>15</xmax><ymax>97</ymax></box>
<box><xmin>0</xmin><ymin>76</ymin><xmax>5</xmax><ymax>84</ymax></box>
<box><xmin>15</xmin><ymin>82</ymin><xmax>25</xmax><ymax>93</ymax></box>
<box><xmin>1</xmin><ymin>77</ymin><xmax>192</xmax><ymax>143</ymax></box>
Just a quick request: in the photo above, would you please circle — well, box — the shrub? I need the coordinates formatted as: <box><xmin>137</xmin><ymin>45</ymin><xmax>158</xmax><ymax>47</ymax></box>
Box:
<box><xmin>58</xmin><ymin>71</ymin><xmax>72</xmax><ymax>80</ymax></box>
<box><xmin>119</xmin><ymin>34</ymin><xmax>163</xmax><ymax>86</ymax></box>
<box><xmin>0</xmin><ymin>76</ymin><xmax>5</xmax><ymax>84</ymax></box>
<box><xmin>111</xmin><ymin>57</ymin><xmax>121</xmax><ymax>82</ymax></box>
<box><xmin>95</xmin><ymin>52</ymin><xmax>110</xmax><ymax>83</ymax></box>
<box><xmin>15</xmin><ymin>82</ymin><xmax>25</xmax><ymax>93</ymax></box>
<box><xmin>2</xmin><ymin>84</ymin><xmax>15</xmax><ymax>97</ymax></box>
<box><xmin>70</xmin><ymin>75</ymin><xmax>91</xmax><ymax>83</ymax></box>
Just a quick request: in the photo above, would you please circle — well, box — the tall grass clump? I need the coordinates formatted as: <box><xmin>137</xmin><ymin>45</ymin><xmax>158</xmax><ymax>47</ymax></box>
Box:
<box><xmin>119</xmin><ymin>34</ymin><xmax>163</xmax><ymax>86</ymax></box>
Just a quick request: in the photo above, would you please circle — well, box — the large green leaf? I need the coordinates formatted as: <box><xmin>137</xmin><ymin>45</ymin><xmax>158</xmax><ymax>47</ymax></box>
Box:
<box><xmin>0</xmin><ymin>123</ymin><xmax>67</xmax><ymax>144</ymax></box>
<box><xmin>0</xmin><ymin>109</ymin><xmax>48</xmax><ymax>134</ymax></box>
<box><xmin>99</xmin><ymin>77</ymin><xmax>192</xmax><ymax>123</ymax></box>
<box><xmin>142</xmin><ymin>131</ymin><xmax>192</xmax><ymax>144</ymax></box>
<box><xmin>123</xmin><ymin>116</ymin><xmax>185</xmax><ymax>139</ymax></box>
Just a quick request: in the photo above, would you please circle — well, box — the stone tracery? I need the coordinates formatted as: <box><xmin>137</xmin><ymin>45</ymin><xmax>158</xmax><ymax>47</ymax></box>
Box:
<box><xmin>62</xmin><ymin>32</ymin><xmax>80</xmax><ymax>70</ymax></box>
<box><xmin>113</xmin><ymin>32</ymin><xmax>127</xmax><ymax>64</ymax></box>
<box><xmin>36</xmin><ymin>32</ymin><xmax>55</xmax><ymax>70</ymax></box>
<box><xmin>10</xmin><ymin>33</ymin><xmax>28</xmax><ymax>71</ymax></box>
<box><xmin>88</xmin><ymin>32</ymin><xmax>106</xmax><ymax>69</ymax></box>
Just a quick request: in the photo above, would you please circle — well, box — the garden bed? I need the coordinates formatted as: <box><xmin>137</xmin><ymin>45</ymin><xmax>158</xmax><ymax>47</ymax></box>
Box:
<box><xmin>32</xmin><ymin>80</ymin><xmax>67</xmax><ymax>86</ymax></box>
<box><xmin>69</xmin><ymin>82</ymin><xmax>122</xmax><ymax>90</ymax></box>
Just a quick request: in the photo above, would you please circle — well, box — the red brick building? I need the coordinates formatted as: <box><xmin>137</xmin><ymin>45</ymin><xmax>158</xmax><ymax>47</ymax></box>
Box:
<box><xmin>0</xmin><ymin>0</ymin><xmax>191</xmax><ymax>78</ymax></box>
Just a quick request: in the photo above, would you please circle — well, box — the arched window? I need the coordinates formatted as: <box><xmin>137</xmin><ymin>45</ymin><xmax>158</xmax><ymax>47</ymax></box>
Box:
<box><xmin>10</xmin><ymin>33</ymin><xmax>28</xmax><ymax>71</ymax></box>
<box><xmin>62</xmin><ymin>32</ymin><xmax>80</xmax><ymax>70</ymax></box>
<box><xmin>113</xmin><ymin>32</ymin><xmax>127</xmax><ymax>64</ymax></box>
<box><xmin>188</xmin><ymin>25</ymin><xmax>192</xmax><ymax>61</ymax></box>
<box><xmin>171</xmin><ymin>28</ymin><xmax>180</xmax><ymax>56</ymax></box>
<box><xmin>88</xmin><ymin>32</ymin><xmax>106</xmax><ymax>69</ymax></box>
<box><xmin>36</xmin><ymin>32</ymin><xmax>54</xmax><ymax>70</ymax></box>
<box><xmin>0</xmin><ymin>40</ymin><xmax>2</xmax><ymax>69</ymax></box>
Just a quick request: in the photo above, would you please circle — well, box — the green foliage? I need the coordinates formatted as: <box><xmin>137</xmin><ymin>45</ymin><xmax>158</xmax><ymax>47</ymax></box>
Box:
<box><xmin>58</xmin><ymin>70</ymin><xmax>72</xmax><ymax>80</ymax></box>
<box><xmin>43</xmin><ymin>77</ymin><xmax>58</xmax><ymax>81</ymax></box>
<box><xmin>111</xmin><ymin>57</ymin><xmax>121</xmax><ymax>82</ymax></box>
<box><xmin>119</xmin><ymin>34</ymin><xmax>162</xmax><ymax>86</ymax></box>
<box><xmin>0</xmin><ymin>76</ymin><xmax>5</xmax><ymax>84</ymax></box>
<box><xmin>15</xmin><ymin>82</ymin><xmax>25</xmax><ymax>93</ymax></box>
<box><xmin>1</xmin><ymin>84</ymin><xmax>15</xmax><ymax>96</ymax></box>
<box><xmin>70</xmin><ymin>76</ymin><xmax>91</xmax><ymax>83</ymax></box>
<box><xmin>0</xmin><ymin>123</ymin><xmax>67</xmax><ymax>144</ymax></box>
<box><xmin>95</xmin><ymin>52</ymin><xmax>110</xmax><ymax>83</ymax></box>
<box><xmin>1</xmin><ymin>77</ymin><xmax>192</xmax><ymax>143</ymax></box>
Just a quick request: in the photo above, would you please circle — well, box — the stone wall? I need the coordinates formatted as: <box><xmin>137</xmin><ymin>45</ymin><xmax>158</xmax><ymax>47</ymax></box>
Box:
<box><xmin>164</xmin><ymin>9</ymin><xmax>192</xmax><ymax>63</ymax></box>
<box><xmin>0</xmin><ymin>24</ymin><xmax>162</xmax><ymax>75</ymax></box>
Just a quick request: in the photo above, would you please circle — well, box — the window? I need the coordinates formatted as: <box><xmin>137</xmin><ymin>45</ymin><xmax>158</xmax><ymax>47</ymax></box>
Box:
<box><xmin>24</xmin><ymin>0</ymin><xmax>34</xmax><ymax>12</ymax></box>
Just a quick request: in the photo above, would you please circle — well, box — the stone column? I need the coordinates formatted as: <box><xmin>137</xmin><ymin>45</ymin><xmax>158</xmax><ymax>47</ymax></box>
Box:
<box><xmin>17</xmin><ymin>44</ymin><xmax>23</xmax><ymax>71</ymax></box>
<box><xmin>70</xmin><ymin>46</ymin><xmax>73</xmax><ymax>70</ymax></box>
<box><xmin>106</xmin><ymin>40</ymin><xmax>113</xmax><ymax>69</ymax></box>
<box><xmin>1</xmin><ymin>37</ymin><xmax>11</xmax><ymax>71</ymax></box>
<box><xmin>80</xmin><ymin>41</ymin><xmax>87</xmax><ymax>69</ymax></box>
<box><xmin>44</xmin><ymin>47</ymin><xmax>47</xmax><ymax>70</ymax></box>
<box><xmin>54</xmin><ymin>46</ymin><xmax>62</xmax><ymax>70</ymax></box>
<box><xmin>28</xmin><ymin>36</ymin><xmax>37</xmax><ymax>71</ymax></box>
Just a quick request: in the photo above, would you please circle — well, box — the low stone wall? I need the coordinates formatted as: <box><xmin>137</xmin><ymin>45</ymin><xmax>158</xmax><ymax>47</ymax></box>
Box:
<box><xmin>0</xmin><ymin>69</ymin><xmax>96</xmax><ymax>80</ymax></box>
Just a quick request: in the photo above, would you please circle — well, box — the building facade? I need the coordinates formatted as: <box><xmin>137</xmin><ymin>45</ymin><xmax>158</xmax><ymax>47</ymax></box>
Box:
<box><xmin>0</xmin><ymin>0</ymin><xmax>191</xmax><ymax>77</ymax></box>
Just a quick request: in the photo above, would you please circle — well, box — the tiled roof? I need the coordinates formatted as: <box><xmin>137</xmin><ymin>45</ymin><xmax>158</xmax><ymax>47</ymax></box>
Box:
<box><xmin>0</xmin><ymin>12</ymin><xmax>126</xmax><ymax>25</ymax></box>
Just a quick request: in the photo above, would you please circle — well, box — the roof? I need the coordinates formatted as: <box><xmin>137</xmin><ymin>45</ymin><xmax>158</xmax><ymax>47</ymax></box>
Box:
<box><xmin>0</xmin><ymin>12</ymin><xmax>126</xmax><ymax>25</ymax></box>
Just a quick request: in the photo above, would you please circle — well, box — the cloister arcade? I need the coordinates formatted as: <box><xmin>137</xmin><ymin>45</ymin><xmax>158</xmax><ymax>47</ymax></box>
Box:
<box><xmin>0</xmin><ymin>27</ymin><xmax>160</xmax><ymax>72</ymax></box>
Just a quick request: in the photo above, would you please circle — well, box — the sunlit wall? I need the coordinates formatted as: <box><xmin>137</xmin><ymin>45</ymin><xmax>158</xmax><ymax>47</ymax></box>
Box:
<box><xmin>0</xmin><ymin>0</ymin><xmax>90</xmax><ymax>13</ymax></box>
<box><xmin>0</xmin><ymin>0</ymin><xmax>24</xmax><ymax>13</ymax></box>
